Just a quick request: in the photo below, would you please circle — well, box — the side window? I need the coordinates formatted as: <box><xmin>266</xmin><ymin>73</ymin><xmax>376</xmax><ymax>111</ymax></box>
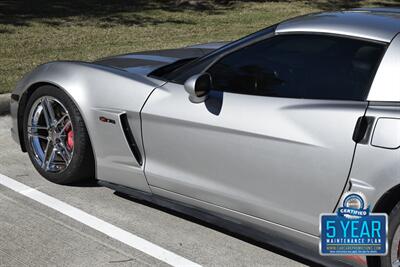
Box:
<box><xmin>207</xmin><ymin>34</ymin><xmax>386</xmax><ymax>101</ymax></box>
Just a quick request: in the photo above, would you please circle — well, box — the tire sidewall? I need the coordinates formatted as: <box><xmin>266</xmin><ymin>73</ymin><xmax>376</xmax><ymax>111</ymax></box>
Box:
<box><xmin>380</xmin><ymin>203</ymin><xmax>400</xmax><ymax>267</ymax></box>
<box><xmin>23</xmin><ymin>85</ymin><xmax>92</xmax><ymax>184</ymax></box>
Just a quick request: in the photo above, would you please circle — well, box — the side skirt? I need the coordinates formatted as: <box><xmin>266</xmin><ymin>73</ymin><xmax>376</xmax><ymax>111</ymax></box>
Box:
<box><xmin>98</xmin><ymin>180</ymin><xmax>362</xmax><ymax>267</ymax></box>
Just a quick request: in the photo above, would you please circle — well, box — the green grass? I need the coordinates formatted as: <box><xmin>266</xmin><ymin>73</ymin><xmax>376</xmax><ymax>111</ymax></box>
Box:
<box><xmin>0</xmin><ymin>0</ymin><xmax>398</xmax><ymax>94</ymax></box>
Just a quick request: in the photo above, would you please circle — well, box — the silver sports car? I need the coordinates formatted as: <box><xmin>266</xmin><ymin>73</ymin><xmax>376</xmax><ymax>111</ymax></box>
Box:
<box><xmin>10</xmin><ymin>7</ymin><xmax>400</xmax><ymax>267</ymax></box>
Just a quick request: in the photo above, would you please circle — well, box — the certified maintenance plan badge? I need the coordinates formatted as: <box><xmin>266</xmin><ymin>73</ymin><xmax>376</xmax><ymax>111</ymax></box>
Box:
<box><xmin>320</xmin><ymin>192</ymin><xmax>388</xmax><ymax>255</ymax></box>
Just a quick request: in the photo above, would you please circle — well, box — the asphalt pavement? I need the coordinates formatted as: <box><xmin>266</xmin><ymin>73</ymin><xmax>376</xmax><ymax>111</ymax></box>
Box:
<box><xmin>0</xmin><ymin>114</ymin><xmax>308</xmax><ymax>267</ymax></box>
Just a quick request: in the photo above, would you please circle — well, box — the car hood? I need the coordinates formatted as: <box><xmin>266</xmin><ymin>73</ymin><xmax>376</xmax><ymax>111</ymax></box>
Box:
<box><xmin>93</xmin><ymin>42</ymin><xmax>227</xmax><ymax>76</ymax></box>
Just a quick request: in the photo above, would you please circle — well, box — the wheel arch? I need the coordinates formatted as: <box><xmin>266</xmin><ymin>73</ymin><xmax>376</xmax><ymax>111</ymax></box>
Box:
<box><xmin>13</xmin><ymin>61</ymin><xmax>162</xmax><ymax>189</ymax></box>
<box><xmin>13</xmin><ymin>62</ymin><xmax>125</xmax><ymax>180</ymax></box>
<box><xmin>17</xmin><ymin>80</ymin><xmax>99</xmax><ymax>180</ymax></box>
<box><xmin>373</xmin><ymin>183</ymin><xmax>400</xmax><ymax>214</ymax></box>
<box><xmin>18</xmin><ymin>81</ymin><xmax>67</xmax><ymax>151</ymax></box>
<box><xmin>366</xmin><ymin>184</ymin><xmax>400</xmax><ymax>267</ymax></box>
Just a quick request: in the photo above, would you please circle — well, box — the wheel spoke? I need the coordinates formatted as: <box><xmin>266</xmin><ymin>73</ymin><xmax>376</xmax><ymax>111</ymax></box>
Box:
<box><xmin>45</xmin><ymin>148</ymin><xmax>57</xmax><ymax>171</ymax></box>
<box><xmin>55</xmin><ymin>113</ymin><xmax>70</xmax><ymax>128</ymax></box>
<box><xmin>28</xmin><ymin>125</ymin><xmax>48</xmax><ymax>131</ymax></box>
<box><xmin>60</xmin><ymin>120</ymin><xmax>72</xmax><ymax>135</ymax></box>
<box><xmin>28</xmin><ymin>132</ymin><xmax>48</xmax><ymax>141</ymax></box>
<box><xmin>29</xmin><ymin>96</ymin><xmax>74</xmax><ymax>173</ymax></box>
<box><xmin>41</xmin><ymin>97</ymin><xmax>56</xmax><ymax>127</ymax></box>
<box><xmin>41</xmin><ymin>141</ymin><xmax>54</xmax><ymax>169</ymax></box>
<box><xmin>57</xmin><ymin>149</ymin><xmax>69</xmax><ymax>164</ymax></box>
<box><xmin>57</xmin><ymin>142</ymin><xmax>72</xmax><ymax>164</ymax></box>
<box><xmin>28</xmin><ymin>125</ymin><xmax>48</xmax><ymax>141</ymax></box>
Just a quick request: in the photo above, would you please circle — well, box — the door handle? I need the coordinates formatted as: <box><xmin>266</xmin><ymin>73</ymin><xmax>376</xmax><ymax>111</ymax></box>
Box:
<box><xmin>352</xmin><ymin>116</ymin><xmax>374</xmax><ymax>144</ymax></box>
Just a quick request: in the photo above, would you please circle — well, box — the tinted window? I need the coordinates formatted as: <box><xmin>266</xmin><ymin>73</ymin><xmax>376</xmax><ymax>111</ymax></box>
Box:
<box><xmin>207</xmin><ymin>35</ymin><xmax>386</xmax><ymax>100</ymax></box>
<box><xmin>166</xmin><ymin>25</ymin><xmax>276</xmax><ymax>82</ymax></box>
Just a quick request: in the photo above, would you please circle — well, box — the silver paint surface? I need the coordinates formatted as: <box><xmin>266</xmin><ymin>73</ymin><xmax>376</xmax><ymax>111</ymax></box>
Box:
<box><xmin>368</xmin><ymin>33</ymin><xmax>400</xmax><ymax>102</ymax></box>
<box><xmin>371</xmin><ymin>118</ymin><xmax>400</xmax><ymax>149</ymax></box>
<box><xmin>141</xmin><ymin>82</ymin><xmax>367</xmax><ymax>236</ymax></box>
<box><xmin>276</xmin><ymin>10</ymin><xmax>400</xmax><ymax>42</ymax></box>
<box><xmin>349</xmin><ymin>104</ymin><xmax>400</xmax><ymax>213</ymax></box>
<box><xmin>11</xmin><ymin>61</ymin><xmax>161</xmax><ymax>192</ymax></box>
<box><xmin>94</xmin><ymin>46</ymin><xmax>218</xmax><ymax>74</ymax></box>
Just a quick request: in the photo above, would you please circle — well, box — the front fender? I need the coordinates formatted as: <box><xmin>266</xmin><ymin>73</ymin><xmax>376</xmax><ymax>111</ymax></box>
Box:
<box><xmin>12</xmin><ymin>61</ymin><xmax>163</xmax><ymax>192</ymax></box>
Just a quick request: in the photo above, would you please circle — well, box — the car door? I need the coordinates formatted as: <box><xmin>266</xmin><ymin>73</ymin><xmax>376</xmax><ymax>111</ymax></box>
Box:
<box><xmin>141</xmin><ymin>34</ymin><xmax>386</xmax><ymax>235</ymax></box>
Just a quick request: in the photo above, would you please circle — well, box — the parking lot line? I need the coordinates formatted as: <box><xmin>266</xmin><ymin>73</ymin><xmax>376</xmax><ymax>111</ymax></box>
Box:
<box><xmin>0</xmin><ymin>173</ymin><xmax>201</xmax><ymax>267</ymax></box>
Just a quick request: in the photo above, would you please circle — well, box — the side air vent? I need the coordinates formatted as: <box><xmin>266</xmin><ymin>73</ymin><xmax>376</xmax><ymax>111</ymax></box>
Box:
<box><xmin>120</xmin><ymin>113</ymin><xmax>143</xmax><ymax>165</ymax></box>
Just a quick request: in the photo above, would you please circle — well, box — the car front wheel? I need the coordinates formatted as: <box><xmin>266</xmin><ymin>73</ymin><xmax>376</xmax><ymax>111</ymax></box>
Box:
<box><xmin>23</xmin><ymin>85</ymin><xmax>95</xmax><ymax>185</ymax></box>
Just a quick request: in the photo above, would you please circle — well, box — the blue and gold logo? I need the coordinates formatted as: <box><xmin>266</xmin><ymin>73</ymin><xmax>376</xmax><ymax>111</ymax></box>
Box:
<box><xmin>320</xmin><ymin>192</ymin><xmax>388</xmax><ymax>255</ymax></box>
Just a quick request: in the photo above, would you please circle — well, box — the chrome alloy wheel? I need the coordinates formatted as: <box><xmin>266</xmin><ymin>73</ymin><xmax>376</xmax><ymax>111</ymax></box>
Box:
<box><xmin>392</xmin><ymin>225</ymin><xmax>400</xmax><ymax>267</ymax></box>
<box><xmin>27</xmin><ymin>96</ymin><xmax>74</xmax><ymax>173</ymax></box>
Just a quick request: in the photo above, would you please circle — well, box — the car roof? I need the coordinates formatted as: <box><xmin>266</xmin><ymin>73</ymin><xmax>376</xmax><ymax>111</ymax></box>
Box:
<box><xmin>276</xmin><ymin>8</ymin><xmax>400</xmax><ymax>43</ymax></box>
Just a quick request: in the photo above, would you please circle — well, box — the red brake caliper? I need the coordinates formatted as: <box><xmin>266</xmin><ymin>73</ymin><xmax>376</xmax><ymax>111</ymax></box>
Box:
<box><xmin>66</xmin><ymin>126</ymin><xmax>74</xmax><ymax>151</ymax></box>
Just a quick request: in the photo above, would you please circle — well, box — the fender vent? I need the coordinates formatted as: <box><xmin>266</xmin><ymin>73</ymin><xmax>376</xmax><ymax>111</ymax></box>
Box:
<box><xmin>120</xmin><ymin>113</ymin><xmax>143</xmax><ymax>165</ymax></box>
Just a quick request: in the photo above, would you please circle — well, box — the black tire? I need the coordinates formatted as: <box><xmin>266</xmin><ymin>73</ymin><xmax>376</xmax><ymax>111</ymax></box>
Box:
<box><xmin>23</xmin><ymin>85</ymin><xmax>95</xmax><ymax>185</ymax></box>
<box><xmin>379</xmin><ymin>201</ymin><xmax>400</xmax><ymax>267</ymax></box>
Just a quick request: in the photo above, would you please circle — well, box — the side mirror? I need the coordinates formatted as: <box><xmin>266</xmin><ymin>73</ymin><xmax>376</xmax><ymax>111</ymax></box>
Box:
<box><xmin>184</xmin><ymin>73</ymin><xmax>211</xmax><ymax>103</ymax></box>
